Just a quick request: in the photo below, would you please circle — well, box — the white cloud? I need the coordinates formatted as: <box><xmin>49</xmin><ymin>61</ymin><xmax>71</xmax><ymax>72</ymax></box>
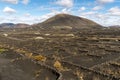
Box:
<box><xmin>79</xmin><ymin>11</ymin><xmax>120</xmax><ymax>26</ymax></box>
<box><xmin>108</xmin><ymin>6</ymin><xmax>120</xmax><ymax>16</ymax></box>
<box><xmin>1</xmin><ymin>0</ymin><xmax>18</xmax><ymax>4</ymax></box>
<box><xmin>22</xmin><ymin>0</ymin><xmax>29</xmax><ymax>5</ymax></box>
<box><xmin>3</xmin><ymin>7</ymin><xmax>16</xmax><ymax>14</ymax></box>
<box><xmin>92</xmin><ymin>6</ymin><xmax>102</xmax><ymax>10</ymax></box>
<box><xmin>0</xmin><ymin>10</ymin><xmax>59</xmax><ymax>24</ymax></box>
<box><xmin>0</xmin><ymin>17</ymin><xmax>5</xmax><ymax>21</ymax></box>
<box><xmin>61</xmin><ymin>8</ymin><xmax>71</xmax><ymax>13</ymax></box>
<box><xmin>95</xmin><ymin>14</ymin><xmax>105</xmax><ymax>19</ymax></box>
<box><xmin>81</xmin><ymin>11</ymin><xmax>96</xmax><ymax>16</ymax></box>
<box><xmin>97</xmin><ymin>0</ymin><xmax>114</xmax><ymax>4</ymax></box>
<box><xmin>24</xmin><ymin>13</ymin><xmax>31</xmax><ymax>17</ymax></box>
<box><xmin>55</xmin><ymin>0</ymin><xmax>74</xmax><ymax>8</ymax></box>
<box><xmin>1</xmin><ymin>0</ymin><xmax>29</xmax><ymax>4</ymax></box>
<box><xmin>0</xmin><ymin>8</ymin><xmax>72</xmax><ymax>24</ymax></box>
<box><xmin>79</xmin><ymin>7</ymin><xmax>86</xmax><ymax>11</ymax></box>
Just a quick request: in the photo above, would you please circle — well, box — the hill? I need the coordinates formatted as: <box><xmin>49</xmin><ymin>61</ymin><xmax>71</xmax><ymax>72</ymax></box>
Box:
<box><xmin>0</xmin><ymin>23</ymin><xmax>15</xmax><ymax>28</ymax></box>
<box><xmin>109</xmin><ymin>25</ymin><xmax>120</xmax><ymax>28</ymax></box>
<box><xmin>33</xmin><ymin>14</ymin><xmax>103</xmax><ymax>30</ymax></box>
<box><xmin>0</xmin><ymin>23</ymin><xmax>30</xmax><ymax>28</ymax></box>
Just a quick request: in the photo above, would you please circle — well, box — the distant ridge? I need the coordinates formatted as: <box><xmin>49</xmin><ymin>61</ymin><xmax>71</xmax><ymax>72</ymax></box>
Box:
<box><xmin>0</xmin><ymin>23</ymin><xmax>30</xmax><ymax>28</ymax></box>
<box><xmin>0</xmin><ymin>23</ymin><xmax>14</xmax><ymax>28</ymax></box>
<box><xmin>14</xmin><ymin>23</ymin><xmax>30</xmax><ymax>28</ymax></box>
<box><xmin>33</xmin><ymin>14</ymin><xmax>103</xmax><ymax>30</ymax></box>
<box><xmin>109</xmin><ymin>25</ymin><xmax>120</xmax><ymax>28</ymax></box>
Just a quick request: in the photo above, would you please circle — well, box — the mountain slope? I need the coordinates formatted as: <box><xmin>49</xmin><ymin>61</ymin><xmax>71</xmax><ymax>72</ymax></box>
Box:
<box><xmin>0</xmin><ymin>23</ymin><xmax>30</xmax><ymax>28</ymax></box>
<box><xmin>14</xmin><ymin>23</ymin><xmax>30</xmax><ymax>28</ymax></box>
<box><xmin>33</xmin><ymin>14</ymin><xmax>103</xmax><ymax>30</ymax></box>
<box><xmin>109</xmin><ymin>25</ymin><xmax>120</xmax><ymax>28</ymax></box>
<box><xmin>0</xmin><ymin>23</ymin><xmax>15</xmax><ymax>28</ymax></box>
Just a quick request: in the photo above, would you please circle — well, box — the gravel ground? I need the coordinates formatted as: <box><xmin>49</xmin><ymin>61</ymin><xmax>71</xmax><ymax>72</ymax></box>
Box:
<box><xmin>0</xmin><ymin>50</ymin><xmax>58</xmax><ymax>80</ymax></box>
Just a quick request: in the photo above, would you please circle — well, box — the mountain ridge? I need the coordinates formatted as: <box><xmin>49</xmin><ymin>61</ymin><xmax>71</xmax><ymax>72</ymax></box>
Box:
<box><xmin>0</xmin><ymin>23</ymin><xmax>30</xmax><ymax>28</ymax></box>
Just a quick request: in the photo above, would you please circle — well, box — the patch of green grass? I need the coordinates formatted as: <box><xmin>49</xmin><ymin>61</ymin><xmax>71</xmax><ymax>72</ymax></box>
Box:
<box><xmin>0</xmin><ymin>48</ymin><xmax>8</xmax><ymax>54</ymax></box>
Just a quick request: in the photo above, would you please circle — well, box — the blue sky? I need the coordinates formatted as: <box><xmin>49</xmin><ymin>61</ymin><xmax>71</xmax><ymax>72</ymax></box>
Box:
<box><xmin>0</xmin><ymin>0</ymin><xmax>120</xmax><ymax>26</ymax></box>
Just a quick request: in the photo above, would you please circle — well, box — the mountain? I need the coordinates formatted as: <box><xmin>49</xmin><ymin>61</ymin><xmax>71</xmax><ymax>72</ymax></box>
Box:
<box><xmin>33</xmin><ymin>14</ymin><xmax>103</xmax><ymax>30</ymax></box>
<box><xmin>0</xmin><ymin>23</ymin><xmax>30</xmax><ymax>28</ymax></box>
<box><xmin>109</xmin><ymin>25</ymin><xmax>120</xmax><ymax>28</ymax></box>
<box><xmin>0</xmin><ymin>23</ymin><xmax>15</xmax><ymax>28</ymax></box>
<box><xmin>14</xmin><ymin>23</ymin><xmax>30</xmax><ymax>28</ymax></box>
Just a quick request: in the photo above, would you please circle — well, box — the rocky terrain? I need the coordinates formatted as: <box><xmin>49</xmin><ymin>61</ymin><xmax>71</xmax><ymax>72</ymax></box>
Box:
<box><xmin>0</xmin><ymin>14</ymin><xmax>120</xmax><ymax>80</ymax></box>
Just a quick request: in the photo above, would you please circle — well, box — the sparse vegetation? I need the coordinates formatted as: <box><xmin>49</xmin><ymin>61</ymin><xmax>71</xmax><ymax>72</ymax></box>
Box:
<box><xmin>32</xmin><ymin>55</ymin><xmax>46</xmax><ymax>62</ymax></box>
<box><xmin>74</xmin><ymin>70</ymin><xmax>84</xmax><ymax>80</ymax></box>
<box><xmin>0</xmin><ymin>48</ymin><xmax>7</xmax><ymax>53</ymax></box>
<box><xmin>53</xmin><ymin>60</ymin><xmax>63</xmax><ymax>71</ymax></box>
<box><xmin>34</xmin><ymin>70</ymin><xmax>41</xmax><ymax>78</ymax></box>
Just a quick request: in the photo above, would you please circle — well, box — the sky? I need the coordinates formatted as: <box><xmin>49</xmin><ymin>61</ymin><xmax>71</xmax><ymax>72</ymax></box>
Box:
<box><xmin>0</xmin><ymin>0</ymin><xmax>120</xmax><ymax>26</ymax></box>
